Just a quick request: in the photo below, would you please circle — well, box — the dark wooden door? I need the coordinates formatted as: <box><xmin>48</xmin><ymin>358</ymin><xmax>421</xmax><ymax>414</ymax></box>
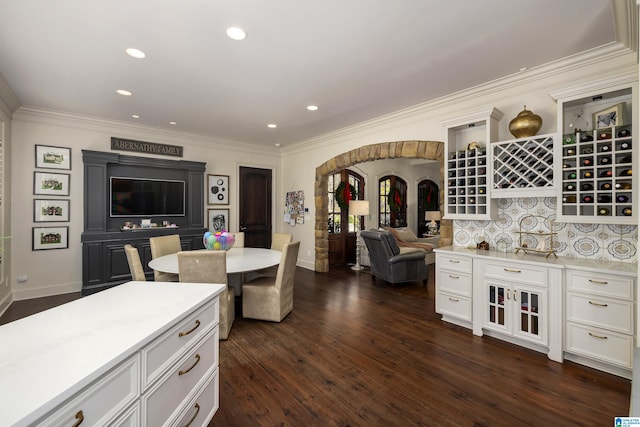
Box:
<box><xmin>328</xmin><ymin>170</ymin><xmax>364</xmax><ymax>266</ymax></box>
<box><xmin>239</xmin><ymin>167</ymin><xmax>272</xmax><ymax>248</ymax></box>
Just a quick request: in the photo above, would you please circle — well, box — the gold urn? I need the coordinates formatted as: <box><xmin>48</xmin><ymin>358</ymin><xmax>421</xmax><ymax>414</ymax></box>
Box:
<box><xmin>509</xmin><ymin>105</ymin><xmax>542</xmax><ymax>138</ymax></box>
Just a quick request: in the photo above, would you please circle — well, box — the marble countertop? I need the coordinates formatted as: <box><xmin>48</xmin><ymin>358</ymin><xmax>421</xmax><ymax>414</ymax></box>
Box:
<box><xmin>0</xmin><ymin>281</ymin><xmax>225</xmax><ymax>426</ymax></box>
<box><xmin>435</xmin><ymin>245</ymin><xmax>637</xmax><ymax>276</ymax></box>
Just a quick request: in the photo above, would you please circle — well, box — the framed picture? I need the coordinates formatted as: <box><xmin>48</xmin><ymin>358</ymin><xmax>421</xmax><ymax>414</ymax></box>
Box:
<box><xmin>208</xmin><ymin>208</ymin><xmax>230</xmax><ymax>232</ymax></box>
<box><xmin>34</xmin><ymin>172</ymin><xmax>70</xmax><ymax>196</ymax></box>
<box><xmin>35</xmin><ymin>145</ymin><xmax>71</xmax><ymax>170</ymax></box>
<box><xmin>593</xmin><ymin>103</ymin><xmax>625</xmax><ymax>129</ymax></box>
<box><xmin>32</xmin><ymin>226</ymin><xmax>69</xmax><ymax>250</ymax></box>
<box><xmin>34</xmin><ymin>199</ymin><xmax>70</xmax><ymax>222</ymax></box>
<box><xmin>207</xmin><ymin>174</ymin><xmax>229</xmax><ymax>205</ymax></box>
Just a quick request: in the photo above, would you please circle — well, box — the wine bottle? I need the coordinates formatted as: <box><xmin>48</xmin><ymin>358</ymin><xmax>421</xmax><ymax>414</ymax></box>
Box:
<box><xmin>478</xmin><ymin>188</ymin><xmax>486</xmax><ymax>194</ymax></box>
<box><xmin>618</xmin><ymin>129</ymin><xmax>631</xmax><ymax>138</ymax></box>
<box><xmin>598</xmin><ymin>132</ymin><xmax>611</xmax><ymax>140</ymax></box>
<box><xmin>581</xmin><ymin>183</ymin><xmax>594</xmax><ymax>191</ymax></box>
<box><xmin>600</xmin><ymin>144</ymin><xmax>611</xmax><ymax>152</ymax></box>
<box><xmin>564</xmin><ymin>183</ymin><xmax>576</xmax><ymax>191</ymax></box>
<box><xmin>448</xmin><ymin>189</ymin><xmax>456</xmax><ymax>195</ymax></box>
<box><xmin>619</xmin><ymin>169</ymin><xmax>632</xmax><ymax>177</ymax></box>
<box><xmin>617</xmin><ymin>195</ymin><xmax>629</xmax><ymax>203</ymax></box>
<box><xmin>582</xmin><ymin>146</ymin><xmax>594</xmax><ymax>154</ymax></box>
<box><xmin>562</xmin><ymin>163</ymin><xmax>573</xmax><ymax>169</ymax></box>
<box><xmin>459</xmin><ymin>188</ymin><xmax>466</xmax><ymax>195</ymax></box>
<box><xmin>582</xmin><ymin>195</ymin><xmax>594</xmax><ymax>203</ymax></box>
<box><xmin>599</xmin><ymin>170</ymin><xmax>612</xmax><ymax>178</ymax></box>
<box><xmin>600</xmin><ymin>182</ymin><xmax>612</xmax><ymax>190</ymax></box>
<box><xmin>619</xmin><ymin>155</ymin><xmax>632</xmax><ymax>164</ymax></box>
<box><xmin>468</xmin><ymin>188</ymin><xmax>476</xmax><ymax>195</ymax></box>
<box><xmin>565</xmin><ymin>148</ymin><xmax>576</xmax><ymax>156</ymax></box>
<box><xmin>620</xmin><ymin>141</ymin><xmax>631</xmax><ymax>150</ymax></box>
<box><xmin>563</xmin><ymin>134</ymin><xmax>575</xmax><ymax>145</ymax></box>
<box><xmin>597</xmin><ymin>195</ymin><xmax>611</xmax><ymax>203</ymax></box>
<box><xmin>478</xmin><ymin>158</ymin><xmax>486</xmax><ymax>166</ymax></box>
<box><xmin>616</xmin><ymin>182</ymin><xmax>632</xmax><ymax>190</ymax></box>
<box><xmin>449</xmin><ymin>170</ymin><xmax>456</xmax><ymax>177</ymax></box>
<box><xmin>568</xmin><ymin>172</ymin><xmax>577</xmax><ymax>179</ymax></box>
<box><xmin>468</xmin><ymin>178</ymin><xmax>476</xmax><ymax>186</ymax></box>
<box><xmin>582</xmin><ymin>158</ymin><xmax>592</xmax><ymax>166</ymax></box>
<box><xmin>468</xmin><ymin>197</ymin><xmax>476</xmax><ymax>204</ymax></box>
<box><xmin>599</xmin><ymin>156</ymin><xmax>611</xmax><ymax>165</ymax></box>
<box><xmin>598</xmin><ymin>207</ymin><xmax>611</xmax><ymax>216</ymax></box>
<box><xmin>563</xmin><ymin>195</ymin><xmax>577</xmax><ymax>203</ymax></box>
<box><xmin>467</xmin><ymin>159</ymin><xmax>476</xmax><ymax>167</ymax></box>
<box><xmin>583</xmin><ymin>171</ymin><xmax>593</xmax><ymax>178</ymax></box>
<box><xmin>580</xmin><ymin>133</ymin><xmax>594</xmax><ymax>142</ymax></box>
<box><xmin>622</xmin><ymin>207</ymin><xmax>632</xmax><ymax>216</ymax></box>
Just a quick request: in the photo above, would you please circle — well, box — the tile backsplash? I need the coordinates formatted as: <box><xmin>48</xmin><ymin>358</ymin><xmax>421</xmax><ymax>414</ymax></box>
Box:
<box><xmin>452</xmin><ymin>197</ymin><xmax>638</xmax><ymax>263</ymax></box>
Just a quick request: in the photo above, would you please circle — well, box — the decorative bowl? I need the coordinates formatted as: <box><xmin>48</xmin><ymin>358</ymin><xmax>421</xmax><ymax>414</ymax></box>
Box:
<box><xmin>203</xmin><ymin>231</ymin><xmax>235</xmax><ymax>251</ymax></box>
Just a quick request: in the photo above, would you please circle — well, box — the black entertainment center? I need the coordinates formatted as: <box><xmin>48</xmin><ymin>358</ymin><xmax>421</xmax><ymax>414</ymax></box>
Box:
<box><xmin>81</xmin><ymin>150</ymin><xmax>207</xmax><ymax>295</ymax></box>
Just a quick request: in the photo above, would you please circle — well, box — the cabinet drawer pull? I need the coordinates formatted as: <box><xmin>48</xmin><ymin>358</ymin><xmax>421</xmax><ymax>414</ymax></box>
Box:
<box><xmin>178</xmin><ymin>320</ymin><xmax>201</xmax><ymax>337</ymax></box>
<box><xmin>504</xmin><ymin>268</ymin><xmax>521</xmax><ymax>273</ymax></box>
<box><xmin>72</xmin><ymin>410</ymin><xmax>84</xmax><ymax>427</ymax></box>
<box><xmin>588</xmin><ymin>279</ymin><xmax>608</xmax><ymax>285</ymax></box>
<box><xmin>448</xmin><ymin>297</ymin><xmax>459</xmax><ymax>302</ymax></box>
<box><xmin>449</xmin><ymin>259</ymin><xmax>460</xmax><ymax>264</ymax></box>
<box><xmin>506</xmin><ymin>289</ymin><xmax>510</xmax><ymax>300</ymax></box>
<box><xmin>448</xmin><ymin>274</ymin><xmax>460</xmax><ymax>279</ymax></box>
<box><xmin>588</xmin><ymin>301</ymin><xmax>608</xmax><ymax>307</ymax></box>
<box><xmin>588</xmin><ymin>332</ymin><xmax>608</xmax><ymax>340</ymax></box>
<box><xmin>179</xmin><ymin>354</ymin><xmax>201</xmax><ymax>376</ymax></box>
<box><xmin>183</xmin><ymin>403</ymin><xmax>201</xmax><ymax>427</ymax></box>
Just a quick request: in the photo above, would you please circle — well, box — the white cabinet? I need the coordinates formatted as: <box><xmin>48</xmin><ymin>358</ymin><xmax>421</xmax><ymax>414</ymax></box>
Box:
<box><xmin>441</xmin><ymin>108</ymin><xmax>503</xmax><ymax>220</ymax></box>
<box><xmin>0</xmin><ymin>281</ymin><xmax>225</xmax><ymax>427</ymax></box>
<box><xmin>564</xmin><ymin>268</ymin><xmax>636</xmax><ymax>377</ymax></box>
<box><xmin>435</xmin><ymin>252</ymin><xmax>473</xmax><ymax>327</ymax></box>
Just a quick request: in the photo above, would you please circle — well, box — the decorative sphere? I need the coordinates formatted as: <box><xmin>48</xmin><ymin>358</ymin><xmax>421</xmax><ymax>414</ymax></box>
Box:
<box><xmin>203</xmin><ymin>230</ymin><xmax>235</xmax><ymax>251</ymax></box>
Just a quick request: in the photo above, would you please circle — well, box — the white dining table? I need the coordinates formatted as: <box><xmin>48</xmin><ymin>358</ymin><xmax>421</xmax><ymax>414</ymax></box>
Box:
<box><xmin>148</xmin><ymin>247</ymin><xmax>281</xmax><ymax>275</ymax></box>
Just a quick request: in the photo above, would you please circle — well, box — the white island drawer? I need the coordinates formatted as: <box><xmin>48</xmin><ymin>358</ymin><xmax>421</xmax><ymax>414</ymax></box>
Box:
<box><xmin>172</xmin><ymin>369</ymin><xmax>219</xmax><ymax>427</ymax></box>
<box><xmin>437</xmin><ymin>254</ymin><xmax>472</xmax><ymax>273</ymax></box>
<box><xmin>143</xmin><ymin>328</ymin><xmax>219</xmax><ymax>427</ymax></box>
<box><xmin>566</xmin><ymin>293</ymin><xmax>633</xmax><ymax>334</ymax></box>
<box><xmin>436</xmin><ymin>292</ymin><xmax>472</xmax><ymax>322</ymax></box>
<box><xmin>565</xmin><ymin>322</ymin><xmax>633</xmax><ymax>369</ymax></box>
<box><xmin>483</xmin><ymin>261</ymin><xmax>546</xmax><ymax>286</ymax></box>
<box><xmin>437</xmin><ymin>270</ymin><xmax>472</xmax><ymax>296</ymax></box>
<box><xmin>39</xmin><ymin>355</ymin><xmax>139</xmax><ymax>427</ymax></box>
<box><xmin>142</xmin><ymin>298</ymin><xmax>218</xmax><ymax>388</ymax></box>
<box><xmin>566</xmin><ymin>270</ymin><xmax>634</xmax><ymax>300</ymax></box>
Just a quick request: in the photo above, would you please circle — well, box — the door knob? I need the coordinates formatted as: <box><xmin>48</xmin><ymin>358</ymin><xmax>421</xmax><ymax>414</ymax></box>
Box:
<box><xmin>239</xmin><ymin>226</ymin><xmax>247</xmax><ymax>231</ymax></box>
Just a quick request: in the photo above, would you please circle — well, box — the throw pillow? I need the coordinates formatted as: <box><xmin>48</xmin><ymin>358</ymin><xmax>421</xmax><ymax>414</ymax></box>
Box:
<box><xmin>392</xmin><ymin>227</ymin><xmax>418</xmax><ymax>242</ymax></box>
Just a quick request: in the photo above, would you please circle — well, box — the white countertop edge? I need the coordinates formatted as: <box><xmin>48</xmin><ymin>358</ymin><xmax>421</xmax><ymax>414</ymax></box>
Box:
<box><xmin>434</xmin><ymin>246</ymin><xmax>637</xmax><ymax>276</ymax></box>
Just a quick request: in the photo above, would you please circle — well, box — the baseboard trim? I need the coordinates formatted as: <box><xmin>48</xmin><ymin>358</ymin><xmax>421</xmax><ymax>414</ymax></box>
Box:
<box><xmin>12</xmin><ymin>283</ymin><xmax>81</xmax><ymax>301</ymax></box>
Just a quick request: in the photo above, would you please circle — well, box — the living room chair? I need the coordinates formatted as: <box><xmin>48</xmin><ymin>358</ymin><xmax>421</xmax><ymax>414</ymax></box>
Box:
<box><xmin>124</xmin><ymin>244</ymin><xmax>146</xmax><ymax>281</ymax></box>
<box><xmin>149</xmin><ymin>234</ymin><xmax>181</xmax><ymax>282</ymax></box>
<box><xmin>360</xmin><ymin>229</ymin><xmax>427</xmax><ymax>285</ymax></box>
<box><xmin>177</xmin><ymin>250</ymin><xmax>235</xmax><ymax>340</ymax></box>
<box><xmin>242</xmin><ymin>241</ymin><xmax>300</xmax><ymax>322</ymax></box>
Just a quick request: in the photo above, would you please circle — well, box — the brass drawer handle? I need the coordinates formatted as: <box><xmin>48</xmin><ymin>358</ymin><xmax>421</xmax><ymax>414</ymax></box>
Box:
<box><xmin>179</xmin><ymin>320</ymin><xmax>201</xmax><ymax>337</ymax></box>
<box><xmin>179</xmin><ymin>354</ymin><xmax>201</xmax><ymax>376</ymax></box>
<box><xmin>182</xmin><ymin>403</ymin><xmax>201</xmax><ymax>427</ymax></box>
<box><xmin>588</xmin><ymin>332</ymin><xmax>608</xmax><ymax>340</ymax></box>
<box><xmin>449</xmin><ymin>259</ymin><xmax>460</xmax><ymax>263</ymax></box>
<box><xmin>448</xmin><ymin>297</ymin><xmax>459</xmax><ymax>302</ymax></box>
<box><xmin>504</xmin><ymin>268</ymin><xmax>521</xmax><ymax>273</ymax></box>
<box><xmin>588</xmin><ymin>301</ymin><xmax>608</xmax><ymax>307</ymax></box>
<box><xmin>72</xmin><ymin>410</ymin><xmax>84</xmax><ymax>427</ymax></box>
<box><xmin>448</xmin><ymin>274</ymin><xmax>460</xmax><ymax>279</ymax></box>
<box><xmin>588</xmin><ymin>279</ymin><xmax>608</xmax><ymax>285</ymax></box>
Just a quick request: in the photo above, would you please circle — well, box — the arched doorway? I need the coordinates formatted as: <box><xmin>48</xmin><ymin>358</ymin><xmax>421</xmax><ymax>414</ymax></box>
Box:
<box><xmin>314</xmin><ymin>140</ymin><xmax>451</xmax><ymax>272</ymax></box>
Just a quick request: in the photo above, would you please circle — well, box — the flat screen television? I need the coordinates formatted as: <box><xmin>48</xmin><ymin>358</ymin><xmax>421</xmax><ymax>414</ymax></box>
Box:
<box><xmin>110</xmin><ymin>176</ymin><xmax>186</xmax><ymax>217</ymax></box>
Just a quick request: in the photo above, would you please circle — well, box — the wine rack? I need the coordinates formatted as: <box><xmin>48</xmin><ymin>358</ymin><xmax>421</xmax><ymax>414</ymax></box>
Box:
<box><xmin>559</xmin><ymin>125</ymin><xmax>633</xmax><ymax>221</ymax></box>
<box><xmin>446</xmin><ymin>148</ymin><xmax>490</xmax><ymax>217</ymax></box>
<box><xmin>491</xmin><ymin>134</ymin><xmax>556</xmax><ymax>198</ymax></box>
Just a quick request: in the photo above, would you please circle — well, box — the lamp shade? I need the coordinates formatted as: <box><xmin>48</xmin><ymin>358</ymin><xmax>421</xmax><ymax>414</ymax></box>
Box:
<box><xmin>349</xmin><ymin>200</ymin><xmax>370</xmax><ymax>216</ymax></box>
<box><xmin>425</xmin><ymin>210</ymin><xmax>441</xmax><ymax>221</ymax></box>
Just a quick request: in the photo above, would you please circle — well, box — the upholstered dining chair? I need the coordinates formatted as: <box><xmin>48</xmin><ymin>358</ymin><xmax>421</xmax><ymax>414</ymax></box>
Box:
<box><xmin>271</xmin><ymin>232</ymin><xmax>292</xmax><ymax>251</ymax></box>
<box><xmin>244</xmin><ymin>232</ymin><xmax>293</xmax><ymax>282</ymax></box>
<box><xmin>177</xmin><ymin>250</ymin><xmax>235</xmax><ymax>340</ymax></box>
<box><xmin>242</xmin><ymin>241</ymin><xmax>300</xmax><ymax>322</ymax></box>
<box><xmin>124</xmin><ymin>244</ymin><xmax>146</xmax><ymax>281</ymax></box>
<box><xmin>149</xmin><ymin>234</ymin><xmax>181</xmax><ymax>282</ymax></box>
<box><xmin>233</xmin><ymin>232</ymin><xmax>245</xmax><ymax>248</ymax></box>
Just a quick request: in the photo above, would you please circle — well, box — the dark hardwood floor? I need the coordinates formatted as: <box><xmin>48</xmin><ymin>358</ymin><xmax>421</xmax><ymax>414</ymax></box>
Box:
<box><xmin>0</xmin><ymin>266</ymin><xmax>630</xmax><ymax>426</ymax></box>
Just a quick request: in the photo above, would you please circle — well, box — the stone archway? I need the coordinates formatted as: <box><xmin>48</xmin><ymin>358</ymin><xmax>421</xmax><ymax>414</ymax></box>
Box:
<box><xmin>314</xmin><ymin>140</ymin><xmax>451</xmax><ymax>272</ymax></box>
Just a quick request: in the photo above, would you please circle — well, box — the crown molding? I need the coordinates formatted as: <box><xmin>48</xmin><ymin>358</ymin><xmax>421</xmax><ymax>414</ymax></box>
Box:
<box><xmin>549</xmin><ymin>71</ymin><xmax>637</xmax><ymax>101</ymax></box>
<box><xmin>439</xmin><ymin>108</ymin><xmax>504</xmax><ymax>128</ymax></box>
<box><xmin>613</xmin><ymin>0</ymin><xmax>638</xmax><ymax>51</ymax></box>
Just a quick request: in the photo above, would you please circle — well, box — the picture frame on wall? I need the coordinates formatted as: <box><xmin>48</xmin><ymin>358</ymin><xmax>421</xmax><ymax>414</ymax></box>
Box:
<box><xmin>34</xmin><ymin>199</ymin><xmax>70</xmax><ymax>222</ymax></box>
<box><xmin>593</xmin><ymin>102</ymin><xmax>625</xmax><ymax>129</ymax></box>
<box><xmin>32</xmin><ymin>226</ymin><xmax>69</xmax><ymax>250</ymax></box>
<box><xmin>34</xmin><ymin>172</ymin><xmax>70</xmax><ymax>196</ymax></box>
<box><xmin>35</xmin><ymin>145</ymin><xmax>71</xmax><ymax>170</ymax></box>
<box><xmin>207</xmin><ymin>174</ymin><xmax>229</xmax><ymax>205</ymax></box>
<box><xmin>208</xmin><ymin>208</ymin><xmax>230</xmax><ymax>232</ymax></box>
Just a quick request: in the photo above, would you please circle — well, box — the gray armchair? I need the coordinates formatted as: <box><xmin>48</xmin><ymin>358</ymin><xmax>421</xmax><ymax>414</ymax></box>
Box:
<box><xmin>360</xmin><ymin>229</ymin><xmax>427</xmax><ymax>285</ymax></box>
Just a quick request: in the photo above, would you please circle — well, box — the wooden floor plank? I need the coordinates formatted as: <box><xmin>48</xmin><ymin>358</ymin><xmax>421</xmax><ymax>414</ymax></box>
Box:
<box><xmin>0</xmin><ymin>266</ymin><xmax>630</xmax><ymax>426</ymax></box>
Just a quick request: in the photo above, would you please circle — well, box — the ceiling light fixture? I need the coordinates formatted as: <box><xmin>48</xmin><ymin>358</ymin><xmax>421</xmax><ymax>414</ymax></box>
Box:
<box><xmin>132</xmin><ymin>114</ymin><xmax>140</xmax><ymax>119</ymax></box>
<box><xmin>275</xmin><ymin>143</ymin><xmax>281</xmax><ymax>147</ymax></box>
<box><xmin>116</xmin><ymin>89</ymin><xmax>132</xmax><ymax>96</ymax></box>
<box><xmin>519</xmin><ymin>67</ymin><xmax>528</xmax><ymax>72</ymax></box>
<box><xmin>226</xmin><ymin>27</ymin><xmax>247</xmax><ymax>41</ymax></box>
<box><xmin>169</xmin><ymin>121</ymin><xmax>177</xmax><ymax>125</ymax></box>
<box><xmin>267</xmin><ymin>124</ymin><xmax>277</xmax><ymax>128</ymax></box>
<box><xmin>125</xmin><ymin>48</ymin><xmax>146</xmax><ymax>59</ymax></box>
<box><xmin>306</xmin><ymin>105</ymin><xmax>319</xmax><ymax>111</ymax></box>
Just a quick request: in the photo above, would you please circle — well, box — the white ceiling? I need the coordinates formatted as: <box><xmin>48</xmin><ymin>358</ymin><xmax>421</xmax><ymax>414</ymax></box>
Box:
<box><xmin>0</xmin><ymin>0</ymin><xmax>626</xmax><ymax>149</ymax></box>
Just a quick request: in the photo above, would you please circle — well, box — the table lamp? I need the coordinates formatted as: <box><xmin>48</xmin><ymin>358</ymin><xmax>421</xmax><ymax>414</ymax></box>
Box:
<box><xmin>425</xmin><ymin>210</ymin><xmax>441</xmax><ymax>235</ymax></box>
<box><xmin>349</xmin><ymin>200</ymin><xmax>370</xmax><ymax>271</ymax></box>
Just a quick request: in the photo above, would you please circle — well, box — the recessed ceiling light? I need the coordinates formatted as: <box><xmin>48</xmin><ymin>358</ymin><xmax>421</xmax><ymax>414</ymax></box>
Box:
<box><xmin>306</xmin><ymin>105</ymin><xmax>319</xmax><ymax>111</ymax></box>
<box><xmin>226</xmin><ymin>27</ymin><xmax>247</xmax><ymax>41</ymax></box>
<box><xmin>126</xmin><ymin>48</ymin><xmax>146</xmax><ymax>59</ymax></box>
<box><xmin>169</xmin><ymin>121</ymin><xmax>177</xmax><ymax>125</ymax></box>
<box><xmin>132</xmin><ymin>114</ymin><xmax>140</xmax><ymax>119</ymax></box>
<box><xmin>117</xmin><ymin>89</ymin><xmax>132</xmax><ymax>96</ymax></box>
<box><xmin>267</xmin><ymin>123</ymin><xmax>277</xmax><ymax>128</ymax></box>
<box><xmin>275</xmin><ymin>143</ymin><xmax>281</xmax><ymax>147</ymax></box>
<box><xmin>519</xmin><ymin>67</ymin><xmax>528</xmax><ymax>72</ymax></box>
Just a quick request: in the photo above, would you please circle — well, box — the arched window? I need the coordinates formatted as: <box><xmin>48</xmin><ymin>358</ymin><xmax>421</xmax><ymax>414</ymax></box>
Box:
<box><xmin>418</xmin><ymin>179</ymin><xmax>439</xmax><ymax>236</ymax></box>
<box><xmin>379</xmin><ymin>175</ymin><xmax>407</xmax><ymax>228</ymax></box>
<box><xmin>328</xmin><ymin>170</ymin><xmax>365</xmax><ymax>234</ymax></box>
